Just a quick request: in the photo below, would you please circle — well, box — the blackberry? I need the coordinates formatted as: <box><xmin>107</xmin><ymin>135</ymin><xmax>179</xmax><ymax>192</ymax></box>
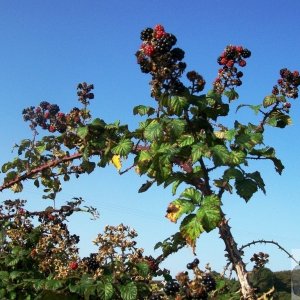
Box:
<box><xmin>154</xmin><ymin>34</ymin><xmax>176</xmax><ymax>53</ymax></box>
<box><xmin>171</xmin><ymin>47</ymin><xmax>185</xmax><ymax>61</ymax></box>
<box><xmin>36</xmin><ymin>115</ymin><xmax>45</xmax><ymax>125</ymax></box>
<box><xmin>217</xmin><ymin>56</ymin><xmax>222</xmax><ymax>65</ymax></box>
<box><xmin>241</xmin><ymin>48</ymin><xmax>251</xmax><ymax>58</ymax></box>
<box><xmin>202</xmin><ymin>274</ymin><xmax>216</xmax><ymax>292</ymax></box>
<box><xmin>193</xmin><ymin>258</ymin><xmax>200</xmax><ymax>265</ymax></box>
<box><xmin>84</xmin><ymin>253</ymin><xmax>100</xmax><ymax>272</ymax></box>
<box><xmin>40</xmin><ymin>101</ymin><xmax>50</xmax><ymax>110</ymax></box>
<box><xmin>225</xmin><ymin>50</ymin><xmax>236</xmax><ymax>60</ymax></box>
<box><xmin>236</xmin><ymin>71</ymin><xmax>243</xmax><ymax>78</ymax></box>
<box><xmin>170</xmin><ymin>80</ymin><xmax>185</xmax><ymax>95</ymax></box>
<box><xmin>139</xmin><ymin>59</ymin><xmax>152</xmax><ymax>73</ymax></box>
<box><xmin>236</xmin><ymin>79</ymin><xmax>242</xmax><ymax>86</ymax></box>
<box><xmin>140</xmin><ymin>27</ymin><xmax>154</xmax><ymax>41</ymax></box>
<box><xmin>163</xmin><ymin>280</ymin><xmax>180</xmax><ymax>296</ymax></box>
<box><xmin>56</xmin><ymin>123</ymin><xmax>67</xmax><ymax>133</ymax></box>
<box><xmin>187</xmin><ymin>263</ymin><xmax>194</xmax><ymax>270</ymax></box>
<box><xmin>48</xmin><ymin>104</ymin><xmax>60</xmax><ymax>115</ymax></box>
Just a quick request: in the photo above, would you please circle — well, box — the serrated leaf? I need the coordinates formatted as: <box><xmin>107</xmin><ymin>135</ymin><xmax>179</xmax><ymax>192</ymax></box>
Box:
<box><xmin>167</xmin><ymin>119</ymin><xmax>186</xmax><ymax>138</ymax></box>
<box><xmin>97</xmin><ymin>282</ymin><xmax>114</xmax><ymax>300</ymax></box>
<box><xmin>247</xmin><ymin>171</ymin><xmax>266</xmax><ymax>194</ymax></box>
<box><xmin>166</xmin><ymin>200</ymin><xmax>195</xmax><ymax>223</ymax></box>
<box><xmin>224</xmin><ymin>88</ymin><xmax>239</xmax><ymax>101</ymax></box>
<box><xmin>212</xmin><ymin>145</ymin><xmax>231</xmax><ymax>166</ymax></box>
<box><xmin>91</xmin><ymin>118</ymin><xmax>106</xmax><ymax>127</ymax></box>
<box><xmin>263</xmin><ymin>95</ymin><xmax>277</xmax><ymax>108</ymax></box>
<box><xmin>10</xmin><ymin>182</ymin><xmax>23</xmax><ymax>193</ymax></box>
<box><xmin>136</xmin><ymin>262</ymin><xmax>150</xmax><ymax>277</ymax></box>
<box><xmin>180</xmin><ymin>214</ymin><xmax>204</xmax><ymax>252</ymax></box>
<box><xmin>119</xmin><ymin>282</ymin><xmax>137</xmax><ymax>300</ymax></box>
<box><xmin>77</xmin><ymin>126</ymin><xmax>89</xmax><ymax>139</ymax></box>
<box><xmin>138</xmin><ymin>180</ymin><xmax>154</xmax><ymax>193</ymax></box>
<box><xmin>180</xmin><ymin>188</ymin><xmax>201</xmax><ymax>204</ymax></box>
<box><xmin>144</xmin><ymin>120</ymin><xmax>163</xmax><ymax>141</ymax></box>
<box><xmin>167</xmin><ymin>95</ymin><xmax>188</xmax><ymax>116</ymax></box>
<box><xmin>235</xmin><ymin>178</ymin><xmax>258</xmax><ymax>202</ymax></box>
<box><xmin>133</xmin><ymin>105</ymin><xmax>155</xmax><ymax>116</ymax></box>
<box><xmin>81</xmin><ymin>161</ymin><xmax>96</xmax><ymax>174</ymax></box>
<box><xmin>44</xmin><ymin>279</ymin><xmax>63</xmax><ymax>290</ymax></box>
<box><xmin>191</xmin><ymin>143</ymin><xmax>211</xmax><ymax>163</ymax></box>
<box><xmin>230</xmin><ymin>150</ymin><xmax>246</xmax><ymax>165</ymax></box>
<box><xmin>111</xmin><ymin>139</ymin><xmax>133</xmax><ymax>156</ymax></box>
<box><xmin>36</xmin><ymin>143</ymin><xmax>46</xmax><ymax>154</ymax></box>
<box><xmin>172</xmin><ymin>179</ymin><xmax>181</xmax><ymax>196</ymax></box>
<box><xmin>236</xmin><ymin>104</ymin><xmax>262</xmax><ymax>115</ymax></box>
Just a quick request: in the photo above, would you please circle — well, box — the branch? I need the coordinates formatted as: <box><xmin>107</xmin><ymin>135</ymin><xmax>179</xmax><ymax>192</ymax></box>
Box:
<box><xmin>239</xmin><ymin>239</ymin><xmax>300</xmax><ymax>265</ymax></box>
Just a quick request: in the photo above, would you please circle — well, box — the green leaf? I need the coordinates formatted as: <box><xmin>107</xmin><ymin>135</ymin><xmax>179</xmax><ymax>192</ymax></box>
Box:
<box><xmin>212</xmin><ymin>145</ymin><xmax>231</xmax><ymax>166</ymax></box>
<box><xmin>198</xmin><ymin>194</ymin><xmax>221</xmax><ymax>232</ymax></box>
<box><xmin>81</xmin><ymin>161</ymin><xmax>96</xmax><ymax>174</ymax></box>
<box><xmin>77</xmin><ymin>126</ymin><xmax>89</xmax><ymax>139</ymax></box>
<box><xmin>91</xmin><ymin>118</ymin><xmax>106</xmax><ymax>128</ymax></box>
<box><xmin>167</xmin><ymin>119</ymin><xmax>186</xmax><ymax>138</ymax></box>
<box><xmin>138</xmin><ymin>150</ymin><xmax>152</xmax><ymax>162</ymax></box>
<box><xmin>119</xmin><ymin>282</ymin><xmax>137</xmax><ymax>300</ymax></box>
<box><xmin>136</xmin><ymin>262</ymin><xmax>150</xmax><ymax>277</ymax></box>
<box><xmin>177</xmin><ymin>134</ymin><xmax>195</xmax><ymax>147</ymax></box>
<box><xmin>36</xmin><ymin>143</ymin><xmax>46</xmax><ymax>154</ymax></box>
<box><xmin>172</xmin><ymin>179</ymin><xmax>181</xmax><ymax>196</ymax></box>
<box><xmin>180</xmin><ymin>188</ymin><xmax>201</xmax><ymax>204</ymax></box>
<box><xmin>206</xmin><ymin>90</ymin><xmax>221</xmax><ymax>103</ymax></box>
<box><xmin>97</xmin><ymin>282</ymin><xmax>114</xmax><ymax>300</ymax></box>
<box><xmin>180</xmin><ymin>214</ymin><xmax>204</xmax><ymax>251</ymax></box>
<box><xmin>1</xmin><ymin>162</ymin><xmax>13</xmax><ymax>173</ymax></box>
<box><xmin>230</xmin><ymin>150</ymin><xmax>246</xmax><ymax>165</ymax></box>
<box><xmin>263</xmin><ymin>95</ymin><xmax>277</xmax><ymax>108</ymax></box>
<box><xmin>133</xmin><ymin>105</ymin><xmax>155</xmax><ymax>116</ymax></box>
<box><xmin>144</xmin><ymin>120</ymin><xmax>163</xmax><ymax>141</ymax></box>
<box><xmin>236</xmin><ymin>104</ymin><xmax>262</xmax><ymax>115</ymax></box>
<box><xmin>224</xmin><ymin>88</ymin><xmax>239</xmax><ymax>101</ymax></box>
<box><xmin>138</xmin><ymin>180</ymin><xmax>154</xmax><ymax>193</ymax></box>
<box><xmin>44</xmin><ymin>279</ymin><xmax>63</xmax><ymax>290</ymax></box>
<box><xmin>191</xmin><ymin>143</ymin><xmax>211</xmax><ymax>163</ymax></box>
<box><xmin>167</xmin><ymin>95</ymin><xmax>188</xmax><ymax>116</ymax></box>
<box><xmin>111</xmin><ymin>139</ymin><xmax>133</xmax><ymax>156</ymax></box>
<box><xmin>235</xmin><ymin>178</ymin><xmax>258</xmax><ymax>202</ymax></box>
<box><xmin>247</xmin><ymin>171</ymin><xmax>266</xmax><ymax>194</ymax></box>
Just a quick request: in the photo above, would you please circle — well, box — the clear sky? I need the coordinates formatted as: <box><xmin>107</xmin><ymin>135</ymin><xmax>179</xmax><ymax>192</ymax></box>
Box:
<box><xmin>1</xmin><ymin>0</ymin><xmax>300</xmax><ymax>276</ymax></box>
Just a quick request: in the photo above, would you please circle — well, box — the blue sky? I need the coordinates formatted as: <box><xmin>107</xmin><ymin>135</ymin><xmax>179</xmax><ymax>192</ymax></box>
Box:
<box><xmin>1</xmin><ymin>0</ymin><xmax>300</xmax><ymax>276</ymax></box>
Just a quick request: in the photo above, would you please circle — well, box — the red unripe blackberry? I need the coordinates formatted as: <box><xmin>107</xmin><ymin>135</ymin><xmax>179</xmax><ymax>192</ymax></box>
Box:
<box><xmin>49</xmin><ymin>125</ymin><xmax>56</xmax><ymax>132</ymax></box>
<box><xmin>154</xmin><ymin>24</ymin><xmax>165</xmax><ymax>32</ymax></box>
<box><xmin>69</xmin><ymin>261</ymin><xmax>78</xmax><ymax>270</ymax></box>
<box><xmin>35</xmin><ymin>107</ymin><xmax>41</xmax><ymax>113</ymax></box>
<box><xmin>293</xmin><ymin>70</ymin><xmax>299</xmax><ymax>77</ymax></box>
<box><xmin>143</xmin><ymin>44</ymin><xmax>155</xmax><ymax>56</ymax></box>
<box><xmin>155</xmin><ymin>30</ymin><xmax>165</xmax><ymax>39</ymax></box>
<box><xmin>239</xmin><ymin>59</ymin><xmax>246</xmax><ymax>67</ymax></box>
<box><xmin>44</xmin><ymin>111</ymin><xmax>50</xmax><ymax>119</ymax></box>
<box><xmin>241</xmin><ymin>48</ymin><xmax>251</xmax><ymax>58</ymax></box>
<box><xmin>272</xmin><ymin>86</ymin><xmax>279</xmax><ymax>95</ymax></box>
<box><xmin>140</xmin><ymin>27</ymin><xmax>154</xmax><ymax>41</ymax></box>
<box><xmin>226</xmin><ymin>60</ymin><xmax>234</xmax><ymax>68</ymax></box>
<box><xmin>236</xmin><ymin>46</ymin><xmax>243</xmax><ymax>53</ymax></box>
<box><xmin>220</xmin><ymin>57</ymin><xmax>228</xmax><ymax>65</ymax></box>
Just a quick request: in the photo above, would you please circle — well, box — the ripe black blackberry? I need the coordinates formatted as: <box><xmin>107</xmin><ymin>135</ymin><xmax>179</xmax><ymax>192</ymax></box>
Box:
<box><xmin>169</xmin><ymin>80</ymin><xmax>185</xmax><ymax>95</ymax></box>
<box><xmin>202</xmin><ymin>274</ymin><xmax>216</xmax><ymax>292</ymax></box>
<box><xmin>40</xmin><ymin>101</ymin><xmax>50</xmax><ymax>110</ymax></box>
<box><xmin>241</xmin><ymin>48</ymin><xmax>251</xmax><ymax>58</ymax></box>
<box><xmin>140</xmin><ymin>27</ymin><xmax>154</xmax><ymax>41</ymax></box>
<box><xmin>36</xmin><ymin>115</ymin><xmax>45</xmax><ymax>125</ymax></box>
<box><xmin>163</xmin><ymin>280</ymin><xmax>180</xmax><ymax>296</ymax></box>
<box><xmin>83</xmin><ymin>253</ymin><xmax>100</xmax><ymax>272</ymax></box>
<box><xmin>171</xmin><ymin>47</ymin><xmax>185</xmax><ymax>61</ymax></box>
<box><xmin>154</xmin><ymin>33</ymin><xmax>176</xmax><ymax>53</ymax></box>
<box><xmin>48</xmin><ymin>104</ymin><xmax>60</xmax><ymax>115</ymax></box>
<box><xmin>225</xmin><ymin>50</ymin><xmax>236</xmax><ymax>59</ymax></box>
<box><xmin>236</xmin><ymin>71</ymin><xmax>243</xmax><ymax>78</ymax></box>
<box><xmin>139</xmin><ymin>58</ymin><xmax>152</xmax><ymax>73</ymax></box>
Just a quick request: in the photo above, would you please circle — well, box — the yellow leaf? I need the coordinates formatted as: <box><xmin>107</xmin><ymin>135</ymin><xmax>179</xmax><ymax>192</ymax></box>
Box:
<box><xmin>111</xmin><ymin>155</ymin><xmax>122</xmax><ymax>171</ymax></box>
<box><xmin>165</xmin><ymin>203</ymin><xmax>181</xmax><ymax>223</ymax></box>
<box><xmin>135</xmin><ymin>165</ymin><xmax>141</xmax><ymax>175</ymax></box>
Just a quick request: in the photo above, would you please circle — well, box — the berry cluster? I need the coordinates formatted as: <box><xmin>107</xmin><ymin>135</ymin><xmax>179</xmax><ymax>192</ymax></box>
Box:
<box><xmin>214</xmin><ymin>45</ymin><xmax>251</xmax><ymax>93</ymax></box>
<box><xmin>187</xmin><ymin>258</ymin><xmax>200</xmax><ymax>270</ymax></box>
<box><xmin>22</xmin><ymin>82</ymin><xmax>94</xmax><ymax>133</ymax></box>
<box><xmin>136</xmin><ymin>24</ymin><xmax>186</xmax><ymax>97</ymax></box>
<box><xmin>145</xmin><ymin>255</ymin><xmax>159</xmax><ymax>273</ymax></box>
<box><xmin>163</xmin><ymin>279</ymin><xmax>180</xmax><ymax>296</ymax></box>
<box><xmin>272</xmin><ymin>68</ymin><xmax>300</xmax><ymax>99</ymax></box>
<box><xmin>202</xmin><ymin>274</ymin><xmax>216</xmax><ymax>292</ymax></box>
<box><xmin>82</xmin><ymin>253</ymin><xmax>100</xmax><ymax>272</ymax></box>
<box><xmin>187</xmin><ymin>71</ymin><xmax>206</xmax><ymax>93</ymax></box>
<box><xmin>77</xmin><ymin>82</ymin><xmax>94</xmax><ymax>105</ymax></box>
<box><xmin>250</xmin><ymin>252</ymin><xmax>269</xmax><ymax>269</ymax></box>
